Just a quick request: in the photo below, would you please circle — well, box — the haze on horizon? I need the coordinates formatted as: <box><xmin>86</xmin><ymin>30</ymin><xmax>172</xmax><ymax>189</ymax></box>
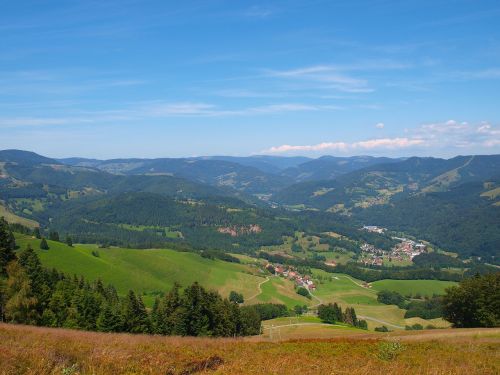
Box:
<box><xmin>1</xmin><ymin>1</ymin><xmax>500</xmax><ymax>159</ymax></box>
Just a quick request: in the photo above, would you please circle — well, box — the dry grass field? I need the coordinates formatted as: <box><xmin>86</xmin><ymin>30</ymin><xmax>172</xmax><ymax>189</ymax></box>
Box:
<box><xmin>0</xmin><ymin>323</ymin><xmax>498</xmax><ymax>375</ymax></box>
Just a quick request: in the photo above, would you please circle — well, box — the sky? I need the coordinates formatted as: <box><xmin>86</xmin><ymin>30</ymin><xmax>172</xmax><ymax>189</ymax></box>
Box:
<box><xmin>1</xmin><ymin>0</ymin><xmax>500</xmax><ymax>159</ymax></box>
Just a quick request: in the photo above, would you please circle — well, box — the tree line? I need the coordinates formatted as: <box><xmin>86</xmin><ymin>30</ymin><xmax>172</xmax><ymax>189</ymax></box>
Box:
<box><xmin>317</xmin><ymin>302</ymin><xmax>367</xmax><ymax>329</ymax></box>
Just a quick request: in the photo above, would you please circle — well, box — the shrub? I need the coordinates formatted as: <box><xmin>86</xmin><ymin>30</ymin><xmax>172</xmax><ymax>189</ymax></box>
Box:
<box><xmin>296</xmin><ymin>287</ymin><xmax>311</xmax><ymax>299</ymax></box>
<box><xmin>377</xmin><ymin>341</ymin><xmax>405</xmax><ymax>361</ymax></box>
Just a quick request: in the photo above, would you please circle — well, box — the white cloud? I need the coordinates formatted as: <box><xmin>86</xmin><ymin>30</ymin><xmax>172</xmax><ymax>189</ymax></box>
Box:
<box><xmin>267</xmin><ymin>142</ymin><xmax>349</xmax><ymax>153</ymax></box>
<box><xmin>353</xmin><ymin>137</ymin><xmax>423</xmax><ymax>149</ymax></box>
<box><xmin>265</xmin><ymin>137</ymin><xmax>423</xmax><ymax>154</ymax></box>
<box><xmin>264</xmin><ymin>119</ymin><xmax>500</xmax><ymax>154</ymax></box>
<box><xmin>375</xmin><ymin>122</ymin><xmax>385</xmax><ymax>129</ymax></box>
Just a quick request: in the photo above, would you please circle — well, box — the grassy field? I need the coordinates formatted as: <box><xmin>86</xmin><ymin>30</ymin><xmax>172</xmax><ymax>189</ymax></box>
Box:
<box><xmin>0</xmin><ymin>323</ymin><xmax>498</xmax><ymax>375</ymax></box>
<box><xmin>14</xmin><ymin>234</ymin><xmax>264</xmax><ymax>306</ymax></box>
<box><xmin>0</xmin><ymin>204</ymin><xmax>39</xmax><ymax>228</ymax></box>
<box><xmin>310</xmin><ymin>270</ymin><xmax>452</xmax><ymax>330</ymax></box>
<box><xmin>371</xmin><ymin>279</ymin><xmax>457</xmax><ymax>297</ymax></box>
<box><xmin>253</xmin><ymin>276</ymin><xmax>312</xmax><ymax>308</ymax></box>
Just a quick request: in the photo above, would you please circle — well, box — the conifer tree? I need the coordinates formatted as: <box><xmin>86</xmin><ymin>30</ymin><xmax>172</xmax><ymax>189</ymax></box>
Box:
<box><xmin>0</xmin><ymin>217</ymin><xmax>16</xmax><ymax>276</ymax></box>
<box><xmin>65</xmin><ymin>236</ymin><xmax>73</xmax><ymax>247</ymax></box>
<box><xmin>40</xmin><ymin>238</ymin><xmax>49</xmax><ymax>250</ymax></box>
<box><xmin>4</xmin><ymin>261</ymin><xmax>38</xmax><ymax>324</ymax></box>
<box><xmin>97</xmin><ymin>302</ymin><xmax>121</xmax><ymax>332</ymax></box>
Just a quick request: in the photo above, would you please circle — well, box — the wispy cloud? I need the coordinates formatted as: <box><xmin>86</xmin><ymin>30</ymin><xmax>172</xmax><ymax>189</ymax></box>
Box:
<box><xmin>0</xmin><ymin>101</ymin><xmax>342</xmax><ymax>127</ymax></box>
<box><xmin>267</xmin><ymin>65</ymin><xmax>373</xmax><ymax>93</ymax></box>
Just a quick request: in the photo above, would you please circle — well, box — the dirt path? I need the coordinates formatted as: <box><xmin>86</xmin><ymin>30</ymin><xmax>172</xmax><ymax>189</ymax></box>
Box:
<box><xmin>357</xmin><ymin>315</ymin><xmax>404</xmax><ymax>329</ymax></box>
<box><xmin>245</xmin><ymin>276</ymin><xmax>270</xmax><ymax>302</ymax></box>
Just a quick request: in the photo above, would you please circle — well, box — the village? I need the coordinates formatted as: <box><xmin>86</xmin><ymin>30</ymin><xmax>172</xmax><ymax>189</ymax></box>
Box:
<box><xmin>265</xmin><ymin>263</ymin><xmax>317</xmax><ymax>291</ymax></box>
<box><xmin>360</xmin><ymin>225</ymin><xmax>427</xmax><ymax>266</ymax></box>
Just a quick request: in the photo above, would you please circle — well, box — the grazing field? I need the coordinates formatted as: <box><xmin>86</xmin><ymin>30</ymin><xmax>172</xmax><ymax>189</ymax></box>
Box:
<box><xmin>253</xmin><ymin>276</ymin><xmax>312</xmax><ymax>308</ymax></box>
<box><xmin>0</xmin><ymin>323</ymin><xmax>498</xmax><ymax>375</ymax></box>
<box><xmin>311</xmin><ymin>270</ymin><xmax>452</xmax><ymax>329</ymax></box>
<box><xmin>371</xmin><ymin>279</ymin><xmax>457</xmax><ymax>297</ymax></box>
<box><xmin>13</xmin><ymin>234</ymin><xmax>264</xmax><ymax>306</ymax></box>
<box><xmin>0</xmin><ymin>204</ymin><xmax>39</xmax><ymax>228</ymax></box>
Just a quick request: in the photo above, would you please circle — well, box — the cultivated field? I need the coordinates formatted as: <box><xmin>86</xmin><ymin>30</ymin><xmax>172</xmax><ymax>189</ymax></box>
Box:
<box><xmin>0</xmin><ymin>323</ymin><xmax>498</xmax><ymax>375</ymax></box>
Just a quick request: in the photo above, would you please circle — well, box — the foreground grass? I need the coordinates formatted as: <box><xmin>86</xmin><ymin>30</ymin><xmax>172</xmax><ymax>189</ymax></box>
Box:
<box><xmin>0</xmin><ymin>324</ymin><xmax>498</xmax><ymax>375</ymax></box>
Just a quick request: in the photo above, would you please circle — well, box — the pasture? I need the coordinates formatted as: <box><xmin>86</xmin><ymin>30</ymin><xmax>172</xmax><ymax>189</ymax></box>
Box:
<box><xmin>14</xmin><ymin>234</ymin><xmax>264</xmax><ymax>306</ymax></box>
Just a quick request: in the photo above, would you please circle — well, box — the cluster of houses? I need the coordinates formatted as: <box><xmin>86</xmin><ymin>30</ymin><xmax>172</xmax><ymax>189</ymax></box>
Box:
<box><xmin>267</xmin><ymin>263</ymin><xmax>317</xmax><ymax>291</ymax></box>
<box><xmin>392</xmin><ymin>237</ymin><xmax>427</xmax><ymax>259</ymax></box>
<box><xmin>359</xmin><ymin>236</ymin><xmax>428</xmax><ymax>266</ymax></box>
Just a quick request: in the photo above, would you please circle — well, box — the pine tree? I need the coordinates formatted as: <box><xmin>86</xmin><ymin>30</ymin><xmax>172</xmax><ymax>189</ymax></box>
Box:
<box><xmin>33</xmin><ymin>227</ymin><xmax>41</xmax><ymax>239</ymax></box>
<box><xmin>121</xmin><ymin>290</ymin><xmax>150</xmax><ymax>333</ymax></box>
<box><xmin>40</xmin><ymin>238</ymin><xmax>49</xmax><ymax>250</ymax></box>
<box><xmin>18</xmin><ymin>245</ymin><xmax>50</xmax><ymax>313</ymax></box>
<box><xmin>65</xmin><ymin>236</ymin><xmax>73</xmax><ymax>247</ymax></box>
<box><xmin>97</xmin><ymin>302</ymin><xmax>121</xmax><ymax>332</ymax></box>
<box><xmin>4</xmin><ymin>261</ymin><xmax>38</xmax><ymax>324</ymax></box>
<box><xmin>0</xmin><ymin>217</ymin><xmax>17</xmax><ymax>276</ymax></box>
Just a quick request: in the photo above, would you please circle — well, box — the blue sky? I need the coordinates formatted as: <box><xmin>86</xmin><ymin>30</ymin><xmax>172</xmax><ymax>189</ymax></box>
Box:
<box><xmin>1</xmin><ymin>0</ymin><xmax>500</xmax><ymax>159</ymax></box>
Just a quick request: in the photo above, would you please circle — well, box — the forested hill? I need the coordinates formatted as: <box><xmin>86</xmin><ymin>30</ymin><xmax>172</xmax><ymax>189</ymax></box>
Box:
<box><xmin>0</xmin><ymin>151</ymin><xmax>245</xmax><ymax>201</ymax></box>
<box><xmin>1</xmin><ymin>150</ymin><xmax>500</xmax><ymax>260</ymax></box>
<box><xmin>273</xmin><ymin>155</ymin><xmax>500</xmax><ymax>210</ymax></box>
<box><xmin>280</xmin><ymin>155</ymin><xmax>403</xmax><ymax>182</ymax></box>
<box><xmin>58</xmin><ymin>156</ymin><xmax>295</xmax><ymax>195</ymax></box>
<box><xmin>45</xmin><ymin>192</ymin><xmax>295</xmax><ymax>250</ymax></box>
<box><xmin>357</xmin><ymin>178</ymin><xmax>500</xmax><ymax>261</ymax></box>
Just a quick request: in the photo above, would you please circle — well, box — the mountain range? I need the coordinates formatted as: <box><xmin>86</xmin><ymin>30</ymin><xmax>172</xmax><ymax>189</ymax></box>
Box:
<box><xmin>1</xmin><ymin>149</ymin><xmax>499</xmax><ymax>261</ymax></box>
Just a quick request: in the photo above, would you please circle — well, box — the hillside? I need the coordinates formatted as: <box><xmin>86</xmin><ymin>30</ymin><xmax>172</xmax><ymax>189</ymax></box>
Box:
<box><xmin>59</xmin><ymin>156</ymin><xmax>294</xmax><ymax>195</ymax></box>
<box><xmin>274</xmin><ymin>155</ymin><xmax>500</xmax><ymax>210</ymax></box>
<box><xmin>13</xmin><ymin>234</ymin><xmax>312</xmax><ymax>308</ymax></box>
<box><xmin>273</xmin><ymin>155</ymin><xmax>500</xmax><ymax>260</ymax></box>
<box><xmin>280</xmin><ymin>155</ymin><xmax>402</xmax><ymax>182</ymax></box>
<box><xmin>1</xmin><ymin>323</ymin><xmax>498</xmax><ymax>375</ymax></box>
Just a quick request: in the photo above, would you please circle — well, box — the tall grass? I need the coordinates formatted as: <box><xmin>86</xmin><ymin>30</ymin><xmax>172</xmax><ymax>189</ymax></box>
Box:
<box><xmin>0</xmin><ymin>323</ymin><xmax>498</xmax><ymax>374</ymax></box>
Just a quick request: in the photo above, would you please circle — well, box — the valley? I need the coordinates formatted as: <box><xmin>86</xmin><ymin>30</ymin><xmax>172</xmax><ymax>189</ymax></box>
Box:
<box><xmin>0</xmin><ymin>149</ymin><xmax>498</xmax><ymax>341</ymax></box>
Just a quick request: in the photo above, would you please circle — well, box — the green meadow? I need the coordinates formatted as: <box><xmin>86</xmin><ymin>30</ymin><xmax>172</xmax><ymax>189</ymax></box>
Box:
<box><xmin>14</xmin><ymin>234</ymin><xmax>264</xmax><ymax>306</ymax></box>
<box><xmin>371</xmin><ymin>279</ymin><xmax>457</xmax><ymax>297</ymax></box>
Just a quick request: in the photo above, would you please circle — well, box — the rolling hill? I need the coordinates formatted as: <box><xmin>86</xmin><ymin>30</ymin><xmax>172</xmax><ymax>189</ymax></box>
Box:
<box><xmin>13</xmin><ymin>234</ymin><xmax>312</xmax><ymax>308</ymax></box>
<box><xmin>59</xmin><ymin>156</ymin><xmax>294</xmax><ymax>195</ymax></box>
<box><xmin>280</xmin><ymin>155</ymin><xmax>402</xmax><ymax>182</ymax></box>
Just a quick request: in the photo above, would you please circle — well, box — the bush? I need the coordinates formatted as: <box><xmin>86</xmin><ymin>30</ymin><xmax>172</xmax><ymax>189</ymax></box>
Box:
<box><xmin>377</xmin><ymin>341</ymin><xmax>405</xmax><ymax>361</ymax></box>
<box><xmin>375</xmin><ymin>325</ymin><xmax>389</xmax><ymax>332</ymax></box>
<box><xmin>229</xmin><ymin>291</ymin><xmax>244</xmax><ymax>304</ymax></box>
<box><xmin>296</xmin><ymin>287</ymin><xmax>311</xmax><ymax>299</ymax></box>
<box><xmin>377</xmin><ymin>290</ymin><xmax>406</xmax><ymax>308</ymax></box>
